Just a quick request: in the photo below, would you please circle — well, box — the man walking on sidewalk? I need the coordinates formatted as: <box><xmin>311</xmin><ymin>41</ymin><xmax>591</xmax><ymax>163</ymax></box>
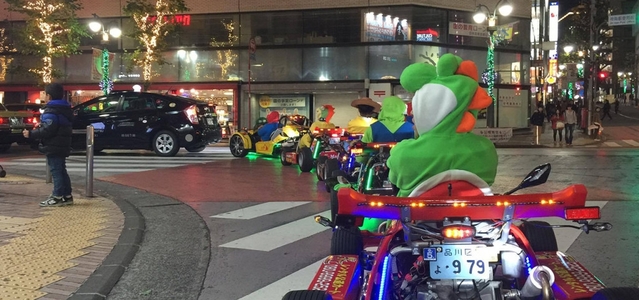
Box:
<box><xmin>22</xmin><ymin>83</ymin><xmax>74</xmax><ymax>207</ymax></box>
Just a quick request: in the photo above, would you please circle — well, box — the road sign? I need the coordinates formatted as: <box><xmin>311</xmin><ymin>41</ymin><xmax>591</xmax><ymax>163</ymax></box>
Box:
<box><xmin>609</xmin><ymin>14</ymin><xmax>636</xmax><ymax>26</ymax></box>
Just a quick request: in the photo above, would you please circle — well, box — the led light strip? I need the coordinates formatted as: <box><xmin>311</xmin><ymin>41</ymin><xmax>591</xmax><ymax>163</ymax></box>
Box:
<box><xmin>359</xmin><ymin>200</ymin><xmax>564</xmax><ymax>208</ymax></box>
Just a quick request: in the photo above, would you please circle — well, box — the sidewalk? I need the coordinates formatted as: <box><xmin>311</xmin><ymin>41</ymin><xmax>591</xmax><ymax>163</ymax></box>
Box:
<box><xmin>495</xmin><ymin>124</ymin><xmax>603</xmax><ymax>148</ymax></box>
<box><xmin>0</xmin><ymin>174</ymin><xmax>124</xmax><ymax>300</ymax></box>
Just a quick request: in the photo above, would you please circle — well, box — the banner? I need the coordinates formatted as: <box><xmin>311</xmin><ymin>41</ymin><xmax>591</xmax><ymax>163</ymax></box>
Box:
<box><xmin>258</xmin><ymin>95</ymin><xmax>309</xmax><ymax>118</ymax></box>
<box><xmin>448</xmin><ymin>22</ymin><xmax>516</xmax><ymax>41</ymax></box>
<box><xmin>91</xmin><ymin>48</ymin><xmax>115</xmax><ymax>81</ymax></box>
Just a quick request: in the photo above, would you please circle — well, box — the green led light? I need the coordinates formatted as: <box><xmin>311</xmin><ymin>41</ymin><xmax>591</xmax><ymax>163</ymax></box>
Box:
<box><xmin>365</xmin><ymin>168</ymin><xmax>374</xmax><ymax>191</ymax></box>
<box><xmin>313</xmin><ymin>140</ymin><xmax>321</xmax><ymax>159</ymax></box>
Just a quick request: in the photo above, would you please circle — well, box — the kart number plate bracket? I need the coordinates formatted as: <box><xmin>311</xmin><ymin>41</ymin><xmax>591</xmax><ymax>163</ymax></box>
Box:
<box><xmin>429</xmin><ymin>245</ymin><xmax>490</xmax><ymax>280</ymax></box>
<box><xmin>401</xmin><ymin>206</ymin><xmax>411</xmax><ymax>223</ymax></box>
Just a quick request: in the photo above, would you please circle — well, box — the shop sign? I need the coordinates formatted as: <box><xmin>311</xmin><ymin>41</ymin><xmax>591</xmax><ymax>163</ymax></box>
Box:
<box><xmin>369</xmin><ymin>83</ymin><xmax>392</xmax><ymax>102</ymax></box>
<box><xmin>147</xmin><ymin>14</ymin><xmax>191</xmax><ymax>26</ymax></box>
<box><xmin>449</xmin><ymin>22</ymin><xmax>489</xmax><ymax>38</ymax></box>
<box><xmin>259</xmin><ymin>95</ymin><xmax>306</xmax><ymax>108</ymax></box>
<box><xmin>363</xmin><ymin>12</ymin><xmax>410</xmax><ymax>42</ymax></box>
<box><xmin>416</xmin><ymin>29</ymin><xmax>439</xmax><ymax>42</ymax></box>
<box><xmin>499</xmin><ymin>95</ymin><xmax>521</xmax><ymax>107</ymax></box>
<box><xmin>472</xmin><ymin>128</ymin><xmax>513</xmax><ymax>143</ymax></box>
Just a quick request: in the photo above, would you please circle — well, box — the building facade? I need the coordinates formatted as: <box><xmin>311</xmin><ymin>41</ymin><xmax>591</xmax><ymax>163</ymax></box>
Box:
<box><xmin>0</xmin><ymin>0</ymin><xmax>532</xmax><ymax>129</ymax></box>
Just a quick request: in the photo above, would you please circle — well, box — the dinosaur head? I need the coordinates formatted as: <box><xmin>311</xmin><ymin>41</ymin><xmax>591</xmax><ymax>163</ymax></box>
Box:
<box><xmin>318</xmin><ymin>105</ymin><xmax>335</xmax><ymax>122</ymax></box>
<box><xmin>400</xmin><ymin>53</ymin><xmax>492</xmax><ymax>136</ymax></box>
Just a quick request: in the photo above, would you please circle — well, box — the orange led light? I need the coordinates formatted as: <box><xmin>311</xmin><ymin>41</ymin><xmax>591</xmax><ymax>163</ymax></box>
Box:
<box><xmin>418</xmin><ymin>203</ymin><xmax>425</xmax><ymax>207</ymax></box>
<box><xmin>410</xmin><ymin>203</ymin><xmax>417</xmax><ymax>207</ymax></box>
<box><xmin>496</xmin><ymin>202</ymin><xmax>503</xmax><ymax>206</ymax></box>
<box><xmin>548</xmin><ymin>199</ymin><xmax>555</xmax><ymax>204</ymax></box>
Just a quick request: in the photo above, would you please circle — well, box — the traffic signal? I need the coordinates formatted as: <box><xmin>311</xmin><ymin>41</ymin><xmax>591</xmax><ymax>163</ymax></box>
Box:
<box><xmin>599</xmin><ymin>72</ymin><xmax>606</xmax><ymax>79</ymax></box>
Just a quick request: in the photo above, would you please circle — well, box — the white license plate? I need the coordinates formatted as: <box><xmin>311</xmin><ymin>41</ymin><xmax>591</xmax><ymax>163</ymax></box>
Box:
<box><xmin>427</xmin><ymin>245</ymin><xmax>490</xmax><ymax>280</ymax></box>
<box><xmin>206</xmin><ymin>118</ymin><xmax>215</xmax><ymax>125</ymax></box>
<box><xmin>329</xmin><ymin>137</ymin><xmax>340</xmax><ymax>144</ymax></box>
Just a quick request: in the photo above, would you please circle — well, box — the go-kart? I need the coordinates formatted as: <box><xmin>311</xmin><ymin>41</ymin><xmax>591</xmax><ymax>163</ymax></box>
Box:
<box><xmin>282</xmin><ymin>163</ymin><xmax>630</xmax><ymax>300</ymax></box>
<box><xmin>282</xmin><ymin>127</ymin><xmax>345</xmax><ymax>173</ymax></box>
<box><xmin>315</xmin><ymin>131</ymin><xmax>363</xmax><ymax>185</ymax></box>
<box><xmin>229</xmin><ymin>114</ymin><xmax>310</xmax><ymax>158</ymax></box>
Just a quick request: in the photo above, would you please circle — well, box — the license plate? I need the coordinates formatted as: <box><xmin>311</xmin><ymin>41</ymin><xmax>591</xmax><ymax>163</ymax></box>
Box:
<box><xmin>329</xmin><ymin>137</ymin><xmax>340</xmax><ymax>144</ymax></box>
<box><xmin>427</xmin><ymin>245</ymin><xmax>490</xmax><ymax>280</ymax></box>
<box><xmin>11</xmin><ymin>129</ymin><xmax>22</xmax><ymax>133</ymax></box>
<box><xmin>206</xmin><ymin>118</ymin><xmax>215</xmax><ymax>125</ymax></box>
<box><xmin>351</xmin><ymin>148</ymin><xmax>362</xmax><ymax>154</ymax></box>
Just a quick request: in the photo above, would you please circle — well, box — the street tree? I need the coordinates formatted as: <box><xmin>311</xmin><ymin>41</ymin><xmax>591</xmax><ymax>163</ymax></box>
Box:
<box><xmin>4</xmin><ymin>0</ymin><xmax>88</xmax><ymax>84</ymax></box>
<box><xmin>210</xmin><ymin>20</ymin><xmax>238</xmax><ymax>79</ymax></box>
<box><xmin>559</xmin><ymin>0</ymin><xmax>612</xmax><ymax>70</ymax></box>
<box><xmin>123</xmin><ymin>0</ymin><xmax>188</xmax><ymax>90</ymax></box>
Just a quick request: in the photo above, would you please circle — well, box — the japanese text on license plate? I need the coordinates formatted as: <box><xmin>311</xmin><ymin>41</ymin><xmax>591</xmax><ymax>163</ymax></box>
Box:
<box><xmin>329</xmin><ymin>137</ymin><xmax>340</xmax><ymax>144</ymax></box>
<box><xmin>427</xmin><ymin>245</ymin><xmax>490</xmax><ymax>280</ymax></box>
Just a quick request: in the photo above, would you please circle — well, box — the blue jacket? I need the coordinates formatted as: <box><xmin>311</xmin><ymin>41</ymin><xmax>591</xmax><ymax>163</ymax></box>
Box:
<box><xmin>370</xmin><ymin>121</ymin><xmax>414</xmax><ymax>143</ymax></box>
<box><xmin>257</xmin><ymin>122</ymin><xmax>279</xmax><ymax>141</ymax></box>
<box><xmin>29</xmin><ymin>100</ymin><xmax>73</xmax><ymax>157</ymax></box>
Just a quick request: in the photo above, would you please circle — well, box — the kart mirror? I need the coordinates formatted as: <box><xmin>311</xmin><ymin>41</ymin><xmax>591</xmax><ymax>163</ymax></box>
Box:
<box><xmin>505</xmin><ymin>163</ymin><xmax>551</xmax><ymax>195</ymax></box>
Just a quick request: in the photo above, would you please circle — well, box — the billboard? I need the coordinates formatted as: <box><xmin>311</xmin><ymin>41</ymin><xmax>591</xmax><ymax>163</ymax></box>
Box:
<box><xmin>549</xmin><ymin>2</ymin><xmax>559</xmax><ymax>42</ymax></box>
<box><xmin>363</xmin><ymin>12</ymin><xmax>410</xmax><ymax>42</ymax></box>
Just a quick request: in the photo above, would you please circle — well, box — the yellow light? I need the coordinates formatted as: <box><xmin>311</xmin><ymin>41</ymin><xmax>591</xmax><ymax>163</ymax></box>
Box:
<box><xmin>541</xmin><ymin>200</ymin><xmax>547</xmax><ymax>204</ymax></box>
<box><xmin>504</xmin><ymin>201</ymin><xmax>510</xmax><ymax>206</ymax></box>
<box><xmin>410</xmin><ymin>203</ymin><xmax>417</xmax><ymax>207</ymax></box>
<box><xmin>453</xmin><ymin>202</ymin><xmax>459</xmax><ymax>207</ymax></box>
<box><xmin>460</xmin><ymin>202</ymin><xmax>466</xmax><ymax>207</ymax></box>
<box><xmin>496</xmin><ymin>202</ymin><xmax>502</xmax><ymax>206</ymax></box>
<box><xmin>351</xmin><ymin>148</ymin><xmax>363</xmax><ymax>154</ymax></box>
<box><xmin>549</xmin><ymin>199</ymin><xmax>555</xmax><ymax>204</ymax></box>
<box><xmin>418</xmin><ymin>203</ymin><xmax>425</xmax><ymax>207</ymax></box>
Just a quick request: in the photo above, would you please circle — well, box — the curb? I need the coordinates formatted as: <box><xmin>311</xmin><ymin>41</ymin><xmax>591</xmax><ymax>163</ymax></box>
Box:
<box><xmin>68</xmin><ymin>190</ymin><xmax>145</xmax><ymax>300</ymax></box>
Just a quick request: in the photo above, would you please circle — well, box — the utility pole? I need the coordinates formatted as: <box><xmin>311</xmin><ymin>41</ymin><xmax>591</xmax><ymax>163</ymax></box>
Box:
<box><xmin>586</xmin><ymin>0</ymin><xmax>596</xmax><ymax>130</ymax></box>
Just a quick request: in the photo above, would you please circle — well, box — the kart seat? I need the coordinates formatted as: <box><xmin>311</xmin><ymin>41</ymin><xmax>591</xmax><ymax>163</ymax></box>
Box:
<box><xmin>408</xmin><ymin>170</ymin><xmax>493</xmax><ymax>198</ymax></box>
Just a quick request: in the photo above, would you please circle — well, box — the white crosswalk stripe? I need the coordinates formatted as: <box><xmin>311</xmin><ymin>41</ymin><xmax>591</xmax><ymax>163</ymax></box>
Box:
<box><xmin>604</xmin><ymin>142</ymin><xmax>622</xmax><ymax>147</ymax></box>
<box><xmin>623</xmin><ymin>139</ymin><xmax>639</xmax><ymax>147</ymax></box>
<box><xmin>210</xmin><ymin>201</ymin><xmax>312</xmax><ymax>220</ymax></box>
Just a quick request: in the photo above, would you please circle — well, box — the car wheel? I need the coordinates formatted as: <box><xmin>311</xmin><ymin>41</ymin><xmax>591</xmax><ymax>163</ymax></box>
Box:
<box><xmin>0</xmin><ymin>144</ymin><xmax>10</xmax><ymax>153</ymax></box>
<box><xmin>592</xmin><ymin>288</ymin><xmax>639</xmax><ymax>300</ymax></box>
<box><xmin>331</xmin><ymin>226</ymin><xmax>363</xmax><ymax>255</ymax></box>
<box><xmin>280</xmin><ymin>149</ymin><xmax>292</xmax><ymax>166</ymax></box>
<box><xmin>185</xmin><ymin>145</ymin><xmax>206</xmax><ymax>152</ymax></box>
<box><xmin>316</xmin><ymin>156</ymin><xmax>327</xmax><ymax>181</ymax></box>
<box><xmin>282</xmin><ymin>290</ymin><xmax>332</xmax><ymax>300</ymax></box>
<box><xmin>519</xmin><ymin>221</ymin><xmax>558</xmax><ymax>252</ymax></box>
<box><xmin>229</xmin><ymin>134</ymin><xmax>248</xmax><ymax>157</ymax></box>
<box><xmin>152</xmin><ymin>130</ymin><xmax>180</xmax><ymax>157</ymax></box>
<box><xmin>298</xmin><ymin>147</ymin><xmax>314</xmax><ymax>172</ymax></box>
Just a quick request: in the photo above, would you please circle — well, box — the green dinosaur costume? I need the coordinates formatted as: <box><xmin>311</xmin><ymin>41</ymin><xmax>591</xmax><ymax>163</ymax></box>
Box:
<box><xmin>361</xmin><ymin>96</ymin><xmax>410</xmax><ymax>143</ymax></box>
<box><xmin>386</xmin><ymin>53</ymin><xmax>498</xmax><ymax>197</ymax></box>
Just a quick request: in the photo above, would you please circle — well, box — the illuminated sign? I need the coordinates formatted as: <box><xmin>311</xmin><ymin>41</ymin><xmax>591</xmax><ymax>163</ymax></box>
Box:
<box><xmin>416</xmin><ymin>29</ymin><xmax>439</xmax><ymax>42</ymax></box>
<box><xmin>147</xmin><ymin>14</ymin><xmax>191</xmax><ymax>26</ymax></box>
<box><xmin>363</xmin><ymin>12</ymin><xmax>410</xmax><ymax>42</ymax></box>
<box><xmin>549</xmin><ymin>2</ymin><xmax>558</xmax><ymax>42</ymax></box>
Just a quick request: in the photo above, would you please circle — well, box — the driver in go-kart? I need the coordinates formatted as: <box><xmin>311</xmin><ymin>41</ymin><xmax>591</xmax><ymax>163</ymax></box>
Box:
<box><xmin>361</xmin><ymin>96</ymin><xmax>414</xmax><ymax>143</ymax></box>
<box><xmin>387</xmin><ymin>53</ymin><xmax>498</xmax><ymax>197</ymax></box>
<box><xmin>299</xmin><ymin>105</ymin><xmax>336</xmax><ymax>148</ymax></box>
<box><xmin>256</xmin><ymin>111</ymin><xmax>281</xmax><ymax>141</ymax></box>
<box><xmin>346</xmin><ymin>97</ymin><xmax>380</xmax><ymax>135</ymax></box>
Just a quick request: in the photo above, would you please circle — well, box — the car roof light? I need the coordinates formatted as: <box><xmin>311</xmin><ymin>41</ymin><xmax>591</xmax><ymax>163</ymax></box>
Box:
<box><xmin>565</xmin><ymin>207</ymin><xmax>600</xmax><ymax>220</ymax></box>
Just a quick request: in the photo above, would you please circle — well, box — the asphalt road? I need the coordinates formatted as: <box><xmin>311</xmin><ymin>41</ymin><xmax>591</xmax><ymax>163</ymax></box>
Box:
<box><xmin>2</xmin><ymin>146</ymin><xmax>638</xmax><ymax>299</ymax></box>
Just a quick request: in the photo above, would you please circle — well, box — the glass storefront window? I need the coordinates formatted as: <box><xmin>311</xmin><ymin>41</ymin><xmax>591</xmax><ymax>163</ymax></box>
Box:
<box><xmin>413</xmin><ymin>44</ymin><xmax>447</xmax><ymax>65</ymax></box>
<box><xmin>369</xmin><ymin>44</ymin><xmax>411</xmax><ymax>79</ymax></box>
<box><xmin>240</xmin><ymin>11</ymin><xmax>303</xmax><ymax>46</ymax></box>
<box><xmin>174</xmin><ymin>14</ymin><xmax>239</xmax><ymax>47</ymax></box>
<box><xmin>303</xmin><ymin>46</ymin><xmax>367</xmax><ymax>81</ymax></box>
<box><xmin>237</xmin><ymin>48</ymin><xmax>303</xmax><ymax>82</ymax></box>
<box><xmin>362</xmin><ymin>6</ymin><xmax>412</xmax><ymax>42</ymax></box>
<box><xmin>496</xmin><ymin>52</ymin><xmax>522</xmax><ymax>85</ymax></box>
<box><xmin>447</xmin><ymin>48</ymin><xmax>487</xmax><ymax>80</ymax></box>
<box><xmin>179</xmin><ymin>49</ymin><xmax>240</xmax><ymax>82</ymax></box>
<box><xmin>302</xmin><ymin>9</ymin><xmax>361</xmax><ymax>44</ymax></box>
<box><xmin>413</xmin><ymin>7</ymin><xmax>447</xmax><ymax>43</ymax></box>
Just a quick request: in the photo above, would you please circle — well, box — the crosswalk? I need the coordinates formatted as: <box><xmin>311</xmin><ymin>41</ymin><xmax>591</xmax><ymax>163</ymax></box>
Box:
<box><xmin>585</xmin><ymin>139</ymin><xmax>639</xmax><ymax>147</ymax></box>
<box><xmin>204</xmin><ymin>200</ymin><xmax>608</xmax><ymax>300</ymax></box>
<box><xmin>0</xmin><ymin>147</ymin><xmax>235</xmax><ymax>177</ymax></box>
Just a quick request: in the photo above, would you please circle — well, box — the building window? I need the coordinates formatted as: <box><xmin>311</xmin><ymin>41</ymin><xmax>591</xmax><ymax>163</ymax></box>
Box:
<box><xmin>413</xmin><ymin>7</ymin><xmax>447</xmax><ymax>43</ymax></box>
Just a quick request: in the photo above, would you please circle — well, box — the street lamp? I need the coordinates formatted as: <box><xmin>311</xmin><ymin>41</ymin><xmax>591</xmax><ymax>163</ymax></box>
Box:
<box><xmin>473</xmin><ymin>0</ymin><xmax>514</xmax><ymax>128</ymax></box>
<box><xmin>564</xmin><ymin>45</ymin><xmax>574</xmax><ymax>54</ymax></box>
<box><xmin>88</xmin><ymin>14</ymin><xmax>121</xmax><ymax>95</ymax></box>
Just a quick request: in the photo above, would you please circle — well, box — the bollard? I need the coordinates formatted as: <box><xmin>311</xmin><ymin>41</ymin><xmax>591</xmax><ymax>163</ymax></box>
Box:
<box><xmin>45</xmin><ymin>160</ymin><xmax>52</xmax><ymax>183</ymax></box>
<box><xmin>86</xmin><ymin>125</ymin><xmax>94</xmax><ymax>197</ymax></box>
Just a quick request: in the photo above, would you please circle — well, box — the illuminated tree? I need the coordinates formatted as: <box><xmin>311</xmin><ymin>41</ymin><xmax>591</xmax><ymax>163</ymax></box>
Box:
<box><xmin>210</xmin><ymin>20</ymin><xmax>237</xmax><ymax>79</ymax></box>
<box><xmin>123</xmin><ymin>0</ymin><xmax>188</xmax><ymax>90</ymax></box>
<box><xmin>0</xmin><ymin>29</ymin><xmax>16</xmax><ymax>81</ymax></box>
<box><xmin>4</xmin><ymin>0</ymin><xmax>87</xmax><ymax>84</ymax></box>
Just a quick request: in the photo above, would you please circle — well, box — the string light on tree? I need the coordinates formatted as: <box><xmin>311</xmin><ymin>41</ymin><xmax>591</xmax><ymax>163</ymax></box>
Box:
<box><xmin>99</xmin><ymin>48</ymin><xmax>112</xmax><ymax>94</ymax></box>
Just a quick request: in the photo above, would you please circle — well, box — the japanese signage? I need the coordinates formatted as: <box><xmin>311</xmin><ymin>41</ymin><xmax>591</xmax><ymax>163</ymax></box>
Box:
<box><xmin>472</xmin><ymin>128</ymin><xmax>513</xmax><ymax>143</ymax></box>
<box><xmin>537</xmin><ymin>252</ymin><xmax>605</xmax><ymax>298</ymax></box>
<box><xmin>499</xmin><ymin>95</ymin><xmax>522</xmax><ymax>107</ymax></box>
<box><xmin>258</xmin><ymin>95</ymin><xmax>309</xmax><ymax>119</ymax></box>
<box><xmin>147</xmin><ymin>14</ymin><xmax>191</xmax><ymax>26</ymax></box>
<box><xmin>609</xmin><ymin>14</ymin><xmax>636</xmax><ymax>26</ymax></box>
<box><xmin>363</xmin><ymin>11</ymin><xmax>410</xmax><ymax>42</ymax></box>
<box><xmin>308</xmin><ymin>255</ymin><xmax>359</xmax><ymax>298</ymax></box>
<box><xmin>549</xmin><ymin>2</ymin><xmax>559</xmax><ymax>42</ymax></box>
<box><xmin>449</xmin><ymin>22</ymin><xmax>489</xmax><ymax>38</ymax></box>
<box><xmin>416</xmin><ymin>29</ymin><xmax>439</xmax><ymax>42</ymax></box>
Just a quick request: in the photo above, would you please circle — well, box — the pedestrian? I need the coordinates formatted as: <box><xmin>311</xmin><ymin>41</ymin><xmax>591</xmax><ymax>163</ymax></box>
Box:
<box><xmin>550</xmin><ymin>109</ymin><xmax>564</xmax><ymax>145</ymax></box>
<box><xmin>564</xmin><ymin>105</ymin><xmax>578</xmax><ymax>146</ymax></box>
<box><xmin>614</xmin><ymin>99</ymin><xmax>620</xmax><ymax>114</ymax></box>
<box><xmin>530</xmin><ymin>106</ymin><xmax>545</xmax><ymax>145</ymax></box>
<box><xmin>22</xmin><ymin>83</ymin><xmax>74</xmax><ymax>207</ymax></box>
<box><xmin>602</xmin><ymin>100</ymin><xmax>612</xmax><ymax>120</ymax></box>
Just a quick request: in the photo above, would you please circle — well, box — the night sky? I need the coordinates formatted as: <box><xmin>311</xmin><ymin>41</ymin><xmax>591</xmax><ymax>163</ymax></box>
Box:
<box><xmin>558</xmin><ymin>0</ymin><xmax>581</xmax><ymax>14</ymax></box>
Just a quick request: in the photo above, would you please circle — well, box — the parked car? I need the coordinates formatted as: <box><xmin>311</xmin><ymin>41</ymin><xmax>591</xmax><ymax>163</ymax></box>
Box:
<box><xmin>4</xmin><ymin>103</ymin><xmax>44</xmax><ymax>125</ymax></box>
<box><xmin>0</xmin><ymin>103</ymin><xmax>35</xmax><ymax>152</ymax></box>
<box><xmin>71</xmin><ymin>92</ymin><xmax>222</xmax><ymax>156</ymax></box>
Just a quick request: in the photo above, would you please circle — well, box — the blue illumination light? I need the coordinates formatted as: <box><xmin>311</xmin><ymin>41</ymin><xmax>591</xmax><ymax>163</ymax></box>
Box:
<box><xmin>377</xmin><ymin>255</ymin><xmax>390</xmax><ymax>300</ymax></box>
<box><xmin>525</xmin><ymin>256</ymin><xmax>533</xmax><ymax>275</ymax></box>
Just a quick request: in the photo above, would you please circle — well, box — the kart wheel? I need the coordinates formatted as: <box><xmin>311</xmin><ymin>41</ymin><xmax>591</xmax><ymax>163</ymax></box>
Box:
<box><xmin>592</xmin><ymin>287</ymin><xmax>639</xmax><ymax>300</ymax></box>
<box><xmin>280</xmin><ymin>149</ymin><xmax>291</xmax><ymax>166</ymax></box>
<box><xmin>230</xmin><ymin>135</ymin><xmax>248</xmax><ymax>157</ymax></box>
<box><xmin>331</xmin><ymin>226</ymin><xmax>363</xmax><ymax>256</ymax></box>
<box><xmin>185</xmin><ymin>145</ymin><xmax>206</xmax><ymax>152</ymax></box>
<box><xmin>298</xmin><ymin>147</ymin><xmax>314</xmax><ymax>173</ymax></box>
<box><xmin>519</xmin><ymin>221</ymin><xmax>558</xmax><ymax>252</ymax></box>
<box><xmin>282</xmin><ymin>290</ymin><xmax>332</xmax><ymax>300</ymax></box>
<box><xmin>0</xmin><ymin>144</ymin><xmax>10</xmax><ymax>153</ymax></box>
<box><xmin>324</xmin><ymin>159</ymin><xmax>340</xmax><ymax>189</ymax></box>
<box><xmin>153</xmin><ymin>130</ymin><xmax>179</xmax><ymax>157</ymax></box>
<box><xmin>316</xmin><ymin>156</ymin><xmax>327</xmax><ymax>181</ymax></box>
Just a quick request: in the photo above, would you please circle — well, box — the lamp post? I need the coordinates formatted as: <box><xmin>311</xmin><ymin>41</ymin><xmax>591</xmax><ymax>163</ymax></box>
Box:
<box><xmin>473</xmin><ymin>0</ymin><xmax>514</xmax><ymax>128</ymax></box>
<box><xmin>88</xmin><ymin>14</ymin><xmax>121</xmax><ymax>95</ymax></box>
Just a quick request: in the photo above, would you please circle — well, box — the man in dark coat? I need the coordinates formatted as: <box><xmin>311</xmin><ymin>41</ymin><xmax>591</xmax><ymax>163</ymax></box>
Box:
<box><xmin>22</xmin><ymin>83</ymin><xmax>74</xmax><ymax>207</ymax></box>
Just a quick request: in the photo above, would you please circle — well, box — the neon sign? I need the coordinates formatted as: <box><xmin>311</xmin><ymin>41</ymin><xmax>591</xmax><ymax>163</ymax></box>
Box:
<box><xmin>146</xmin><ymin>14</ymin><xmax>191</xmax><ymax>26</ymax></box>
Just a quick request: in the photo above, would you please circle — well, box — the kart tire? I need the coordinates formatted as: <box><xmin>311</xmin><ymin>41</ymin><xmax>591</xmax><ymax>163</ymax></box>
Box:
<box><xmin>230</xmin><ymin>135</ymin><xmax>248</xmax><ymax>157</ymax></box>
<box><xmin>519</xmin><ymin>221</ymin><xmax>558</xmax><ymax>252</ymax></box>
<box><xmin>331</xmin><ymin>226</ymin><xmax>363</xmax><ymax>255</ymax></box>
<box><xmin>280</xmin><ymin>149</ymin><xmax>292</xmax><ymax>166</ymax></box>
<box><xmin>592</xmin><ymin>287</ymin><xmax>639</xmax><ymax>300</ymax></box>
<box><xmin>152</xmin><ymin>130</ymin><xmax>179</xmax><ymax>157</ymax></box>
<box><xmin>185</xmin><ymin>145</ymin><xmax>206</xmax><ymax>152</ymax></box>
<box><xmin>298</xmin><ymin>147</ymin><xmax>314</xmax><ymax>173</ymax></box>
<box><xmin>0</xmin><ymin>144</ymin><xmax>10</xmax><ymax>153</ymax></box>
<box><xmin>282</xmin><ymin>290</ymin><xmax>332</xmax><ymax>300</ymax></box>
<box><xmin>316</xmin><ymin>156</ymin><xmax>327</xmax><ymax>181</ymax></box>
<box><xmin>324</xmin><ymin>159</ymin><xmax>340</xmax><ymax>189</ymax></box>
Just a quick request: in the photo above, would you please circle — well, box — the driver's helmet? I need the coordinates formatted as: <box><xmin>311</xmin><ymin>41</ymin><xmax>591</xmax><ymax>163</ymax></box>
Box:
<box><xmin>255</xmin><ymin>117</ymin><xmax>267</xmax><ymax>127</ymax></box>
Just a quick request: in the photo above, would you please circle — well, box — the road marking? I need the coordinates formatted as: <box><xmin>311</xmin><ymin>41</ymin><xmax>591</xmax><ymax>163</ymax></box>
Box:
<box><xmin>531</xmin><ymin>201</ymin><xmax>607</xmax><ymax>252</ymax></box>
<box><xmin>0</xmin><ymin>162</ymin><xmax>189</xmax><ymax>168</ymax></box>
<box><xmin>219</xmin><ymin>210</ymin><xmax>331</xmax><ymax>252</ymax></box>
<box><xmin>238</xmin><ymin>259</ymin><xmax>324</xmax><ymax>300</ymax></box>
<box><xmin>604</xmin><ymin>142</ymin><xmax>621</xmax><ymax>147</ymax></box>
<box><xmin>623</xmin><ymin>139</ymin><xmax>639</xmax><ymax>147</ymax></box>
<box><xmin>210</xmin><ymin>202</ymin><xmax>311</xmax><ymax>220</ymax></box>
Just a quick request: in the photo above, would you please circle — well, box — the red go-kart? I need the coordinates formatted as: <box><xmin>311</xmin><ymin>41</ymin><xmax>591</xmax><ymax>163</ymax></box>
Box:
<box><xmin>282</xmin><ymin>163</ymin><xmax>637</xmax><ymax>300</ymax></box>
